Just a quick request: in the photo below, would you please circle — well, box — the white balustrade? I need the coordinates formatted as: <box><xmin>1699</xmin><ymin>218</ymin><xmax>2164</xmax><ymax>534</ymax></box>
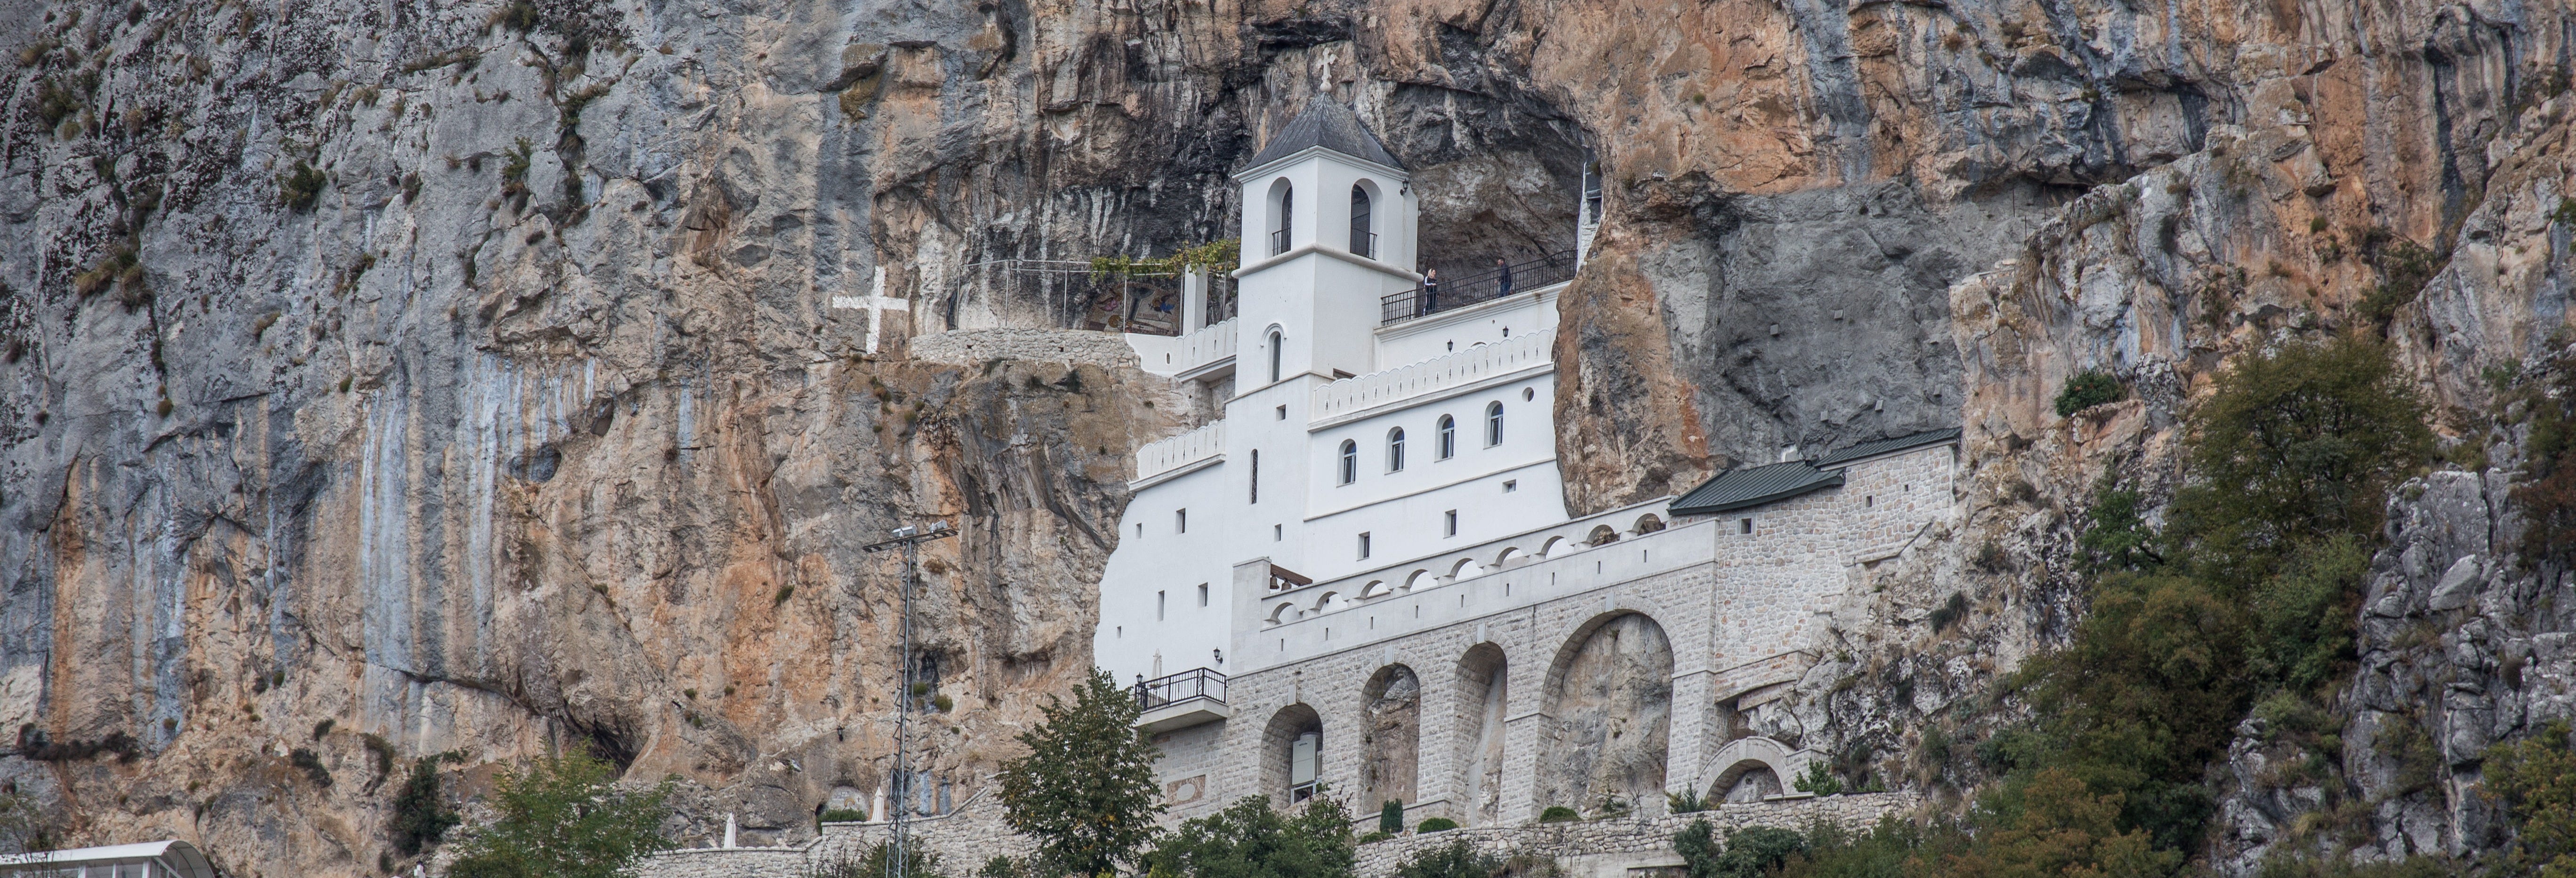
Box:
<box><xmin>1311</xmin><ymin>329</ymin><xmax>1554</xmax><ymax>422</ymax></box>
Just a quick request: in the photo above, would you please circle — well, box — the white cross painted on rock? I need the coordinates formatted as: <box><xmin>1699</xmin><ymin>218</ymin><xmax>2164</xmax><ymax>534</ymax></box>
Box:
<box><xmin>831</xmin><ymin>266</ymin><xmax>910</xmax><ymax>354</ymax></box>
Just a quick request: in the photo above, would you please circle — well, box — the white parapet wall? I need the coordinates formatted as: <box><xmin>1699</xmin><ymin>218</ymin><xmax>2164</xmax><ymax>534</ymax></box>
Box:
<box><xmin>1135</xmin><ymin>419</ymin><xmax>1227</xmax><ymax>485</ymax></box>
<box><xmin>1311</xmin><ymin>329</ymin><xmax>1553</xmax><ymax>425</ymax></box>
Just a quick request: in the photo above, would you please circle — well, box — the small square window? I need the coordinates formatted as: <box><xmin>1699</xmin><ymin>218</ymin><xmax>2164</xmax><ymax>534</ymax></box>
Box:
<box><xmin>1502</xmin><ymin>480</ymin><xmax>1517</xmax><ymax>493</ymax></box>
<box><xmin>1275</xmin><ymin>405</ymin><xmax>1288</xmax><ymax>420</ymax></box>
<box><xmin>1358</xmin><ymin>532</ymin><xmax>1372</xmax><ymax>559</ymax></box>
<box><xmin>1444</xmin><ymin>510</ymin><xmax>1458</xmax><ymax>537</ymax></box>
<box><xmin>1739</xmin><ymin>518</ymin><xmax>1754</xmax><ymax>534</ymax></box>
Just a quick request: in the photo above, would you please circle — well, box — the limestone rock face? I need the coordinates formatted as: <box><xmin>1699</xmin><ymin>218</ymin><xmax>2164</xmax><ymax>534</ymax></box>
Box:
<box><xmin>2</xmin><ymin>0</ymin><xmax>2574</xmax><ymax>872</ymax></box>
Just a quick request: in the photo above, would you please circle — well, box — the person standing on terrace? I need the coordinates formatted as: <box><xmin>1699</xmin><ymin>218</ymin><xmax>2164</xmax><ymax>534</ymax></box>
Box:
<box><xmin>1496</xmin><ymin>257</ymin><xmax>1513</xmax><ymax>297</ymax></box>
<box><xmin>1420</xmin><ymin>268</ymin><xmax>1441</xmax><ymax>315</ymax></box>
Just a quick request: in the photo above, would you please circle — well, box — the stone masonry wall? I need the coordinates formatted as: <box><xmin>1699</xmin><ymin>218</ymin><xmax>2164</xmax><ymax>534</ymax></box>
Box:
<box><xmin>633</xmin><ymin>791</ymin><xmax>1918</xmax><ymax>878</ymax></box>
<box><xmin>910</xmin><ymin>329</ymin><xmax>1143</xmax><ymax>370</ymax></box>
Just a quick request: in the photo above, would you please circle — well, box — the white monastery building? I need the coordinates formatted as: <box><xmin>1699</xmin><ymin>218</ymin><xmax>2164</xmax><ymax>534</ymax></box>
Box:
<box><xmin>1097</xmin><ymin>101</ymin><xmax>1962</xmax><ymax>828</ymax></box>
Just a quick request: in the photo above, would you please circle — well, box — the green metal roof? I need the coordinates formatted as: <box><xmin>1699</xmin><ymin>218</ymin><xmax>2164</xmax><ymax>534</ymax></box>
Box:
<box><xmin>1670</xmin><ymin>428</ymin><xmax>1958</xmax><ymax>516</ymax></box>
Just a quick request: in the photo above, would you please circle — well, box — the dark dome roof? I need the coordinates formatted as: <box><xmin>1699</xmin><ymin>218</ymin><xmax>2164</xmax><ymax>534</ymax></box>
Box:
<box><xmin>1248</xmin><ymin>100</ymin><xmax>1404</xmax><ymax>170</ymax></box>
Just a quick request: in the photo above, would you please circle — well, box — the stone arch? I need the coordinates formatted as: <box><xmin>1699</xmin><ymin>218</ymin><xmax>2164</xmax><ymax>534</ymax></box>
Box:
<box><xmin>1360</xmin><ymin>665</ymin><xmax>1421</xmax><ymax>810</ymax></box>
<box><xmin>1494</xmin><ymin>546</ymin><xmax>1525</xmax><ymax>568</ymax></box>
<box><xmin>1312</xmin><ymin>591</ymin><xmax>1341</xmax><ymax>612</ymax></box>
<box><xmin>1448</xmin><ymin>557</ymin><xmax>1482</xmax><ymax>580</ymax></box>
<box><xmin>1633</xmin><ymin>513</ymin><xmax>1665</xmax><ymax>535</ymax></box>
<box><xmin>1697</xmin><ymin>736</ymin><xmax>1807</xmax><ymax>805</ymax></box>
<box><xmin>1586</xmin><ymin>524</ymin><xmax>1620</xmax><ymax>546</ymax></box>
<box><xmin>1453</xmin><ymin>643</ymin><xmax>1510</xmax><ymax>826</ymax></box>
<box><xmin>1403</xmin><ymin>569</ymin><xmax>1433</xmax><ymax>591</ymax></box>
<box><xmin>1540</xmin><ymin>536</ymin><xmax>1570</xmax><ymax>558</ymax></box>
<box><xmin>1266</xmin><ymin>602</ymin><xmax>1295</xmax><ymax>625</ymax></box>
<box><xmin>1262</xmin><ymin>703</ymin><xmax>1325</xmax><ymax>802</ymax></box>
<box><xmin>1360</xmin><ymin>580</ymin><xmax>1393</xmax><ymax>599</ymax></box>
<box><xmin>1535</xmin><ymin>612</ymin><xmax>1673</xmax><ymax>819</ymax></box>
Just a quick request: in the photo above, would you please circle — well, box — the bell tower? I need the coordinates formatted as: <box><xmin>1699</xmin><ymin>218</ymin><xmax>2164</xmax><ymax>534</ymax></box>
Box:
<box><xmin>1231</xmin><ymin>101</ymin><xmax>1419</xmax><ymax>384</ymax></box>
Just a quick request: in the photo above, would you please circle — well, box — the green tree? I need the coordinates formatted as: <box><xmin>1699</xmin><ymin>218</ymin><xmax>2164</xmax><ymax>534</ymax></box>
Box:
<box><xmin>2486</xmin><ymin>721</ymin><xmax>2576</xmax><ymax>878</ymax></box>
<box><xmin>391</xmin><ymin>753</ymin><xmax>462</xmax><ymax>856</ymax></box>
<box><xmin>998</xmin><ymin>669</ymin><xmax>1165</xmax><ymax>878</ymax></box>
<box><xmin>1939</xmin><ymin>770</ymin><xmax>2177</xmax><ymax>878</ymax></box>
<box><xmin>1676</xmin><ymin>819</ymin><xmax>1807</xmax><ymax>878</ymax></box>
<box><xmin>1392</xmin><ymin>839</ymin><xmax>1501</xmax><ymax>878</ymax></box>
<box><xmin>445</xmin><ymin>750</ymin><xmax>676</xmax><ymax>878</ymax></box>
<box><xmin>805</xmin><ymin>842</ymin><xmax>953</xmax><ymax>878</ymax></box>
<box><xmin>1143</xmin><ymin>795</ymin><xmax>1355</xmax><ymax>878</ymax></box>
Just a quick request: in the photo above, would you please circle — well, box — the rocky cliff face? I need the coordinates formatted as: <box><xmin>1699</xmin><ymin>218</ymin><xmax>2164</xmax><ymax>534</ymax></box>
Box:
<box><xmin>2</xmin><ymin>0</ymin><xmax>2573</xmax><ymax>873</ymax></box>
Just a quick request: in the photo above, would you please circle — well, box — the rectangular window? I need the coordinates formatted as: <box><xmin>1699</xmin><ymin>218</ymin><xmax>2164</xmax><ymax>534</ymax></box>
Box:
<box><xmin>1274</xmin><ymin>524</ymin><xmax>1284</xmax><ymax>541</ymax></box>
<box><xmin>1249</xmin><ymin>450</ymin><xmax>1259</xmax><ymax>504</ymax></box>
<box><xmin>1502</xmin><ymin>480</ymin><xmax>1517</xmax><ymax>493</ymax></box>
<box><xmin>1175</xmin><ymin>508</ymin><xmax>1188</xmax><ymax>533</ymax></box>
<box><xmin>1135</xmin><ymin>523</ymin><xmax>1143</xmax><ymax>538</ymax></box>
<box><xmin>1198</xmin><ymin>583</ymin><xmax>1209</xmax><ymax>607</ymax></box>
<box><xmin>1444</xmin><ymin>510</ymin><xmax>1458</xmax><ymax>537</ymax></box>
<box><xmin>1158</xmin><ymin>591</ymin><xmax>1167</xmax><ymax>621</ymax></box>
<box><xmin>1275</xmin><ymin>405</ymin><xmax>1288</xmax><ymax>420</ymax></box>
<box><xmin>1739</xmin><ymin>517</ymin><xmax>1754</xmax><ymax>534</ymax></box>
<box><xmin>1358</xmin><ymin>532</ymin><xmax>1372</xmax><ymax>559</ymax></box>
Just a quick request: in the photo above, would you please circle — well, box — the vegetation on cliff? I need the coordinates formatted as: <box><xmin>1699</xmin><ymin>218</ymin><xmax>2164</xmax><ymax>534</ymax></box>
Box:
<box><xmin>444</xmin><ymin>751</ymin><xmax>676</xmax><ymax>878</ymax></box>
<box><xmin>1755</xmin><ymin>335</ymin><xmax>2438</xmax><ymax>875</ymax></box>
<box><xmin>999</xmin><ymin>669</ymin><xmax>1167</xmax><ymax>878</ymax></box>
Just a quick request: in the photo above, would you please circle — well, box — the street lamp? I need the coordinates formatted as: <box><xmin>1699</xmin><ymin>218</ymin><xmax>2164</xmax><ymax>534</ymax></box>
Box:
<box><xmin>861</xmin><ymin>520</ymin><xmax>955</xmax><ymax>878</ymax></box>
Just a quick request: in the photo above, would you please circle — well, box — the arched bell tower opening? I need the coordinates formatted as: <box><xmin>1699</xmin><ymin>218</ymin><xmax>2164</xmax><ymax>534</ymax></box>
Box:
<box><xmin>1349</xmin><ymin>182</ymin><xmax>1378</xmax><ymax>258</ymax></box>
<box><xmin>1266</xmin><ymin>178</ymin><xmax>1295</xmax><ymax>256</ymax></box>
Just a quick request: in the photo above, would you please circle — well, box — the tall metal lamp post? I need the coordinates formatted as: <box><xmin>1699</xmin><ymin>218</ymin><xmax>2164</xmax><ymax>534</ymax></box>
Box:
<box><xmin>861</xmin><ymin>520</ymin><xmax>956</xmax><ymax>878</ymax></box>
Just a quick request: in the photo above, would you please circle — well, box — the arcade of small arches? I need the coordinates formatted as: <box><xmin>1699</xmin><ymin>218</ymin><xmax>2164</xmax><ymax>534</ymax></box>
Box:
<box><xmin>1245</xmin><ymin>609</ymin><xmax>1807</xmax><ymax>825</ymax></box>
<box><xmin>1264</xmin><ymin>512</ymin><xmax>1672</xmax><ymax>625</ymax></box>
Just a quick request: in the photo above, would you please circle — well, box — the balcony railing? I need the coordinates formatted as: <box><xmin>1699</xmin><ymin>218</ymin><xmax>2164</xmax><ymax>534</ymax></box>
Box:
<box><xmin>1379</xmin><ymin>250</ymin><xmax>1578</xmax><ymax>325</ymax></box>
<box><xmin>1270</xmin><ymin>228</ymin><xmax>1291</xmax><ymax>256</ymax></box>
<box><xmin>1135</xmin><ymin>420</ymin><xmax>1226</xmax><ymax>483</ymax></box>
<box><xmin>1135</xmin><ymin>667</ymin><xmax>1227</xmax><ymax>710</ymax></box>
<box><xmin>1311</xmin><ymin>329</ymin><xmax>1554</xmax><ymax>422</ymax></box>
<box><xmin>1351</xmin><ymin>231</ymin><xmax>1377</xmax><ymax>259</ymax></box>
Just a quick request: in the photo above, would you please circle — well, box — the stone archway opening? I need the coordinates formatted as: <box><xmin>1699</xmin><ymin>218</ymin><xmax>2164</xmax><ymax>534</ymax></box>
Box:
<box><xmin>1262</xmin><ymin>703</ymin><xmax>1324</xmax><ymax>803</ymax></box>
<box><xmin>1536</xmin><ymin>612</ymin><xmax>1673</xmax><ymax>819</ymax></box>
<box><xmin>1710</xmin><ymin>759</ymin><xmax>1783</xmax><ymax>803</ymax></box>
<box><xmin>1454</xmin><ymin>643</ymin><xmax>1510</xmax><ymax>826</ymax></box>
<box><xmin>1360</xmin><ymin>665</ymin><xmax>1421</xmax><ymax>812</ymax></box>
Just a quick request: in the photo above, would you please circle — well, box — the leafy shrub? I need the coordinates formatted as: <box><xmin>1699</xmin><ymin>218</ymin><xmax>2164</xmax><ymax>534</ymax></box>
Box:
<box><xmin>1417</xmin><ymin>817</ymin><xmax>1459</xmax><ymax>833</ymax></box>
<box><xmin>2055</xmin><ymin>370</ymin><xmax>2125</xmax><ymax>416</ymax></box>
<box><xmin>1770</xmin><ymin>818</ymin><xmax>1931</xmax><ymax>878</ymax></box>
<box><xmin>818</xmin><ymin>807</ymin><xmax>867</xmax><ymax>824</ymax></box>
<box><xmin>1675</xmin><ymin>819</ymin><xmax>1806</xmax><ymax>878</ymax></box>
<box><xmin>1791</xmin><ymin>762</ymin><xmax>1841</xmax><ymax>796</ymax></box>
<box><xmin>2482</xmin><ymin>721</ymin><xmax>2576</xmax><ymax>878</ymax></box>
<box><xmin>390</xmin><ymin>753</ymin><xmax>461</xmax><ymax>856</ymax></box>
<box><xmin>1359</xmin><ymin>831</ymin><xmax>1393</xmax><ymax>845</ymax></box>
<box><xmin>444</xmin><ymin>750</ymin><xmax>674</xmax><ymax>878</ymax></box>
<box><xmin>1143</xmin><ymin>795</ymin><xmax>1354</xmax><ymax>878</ymax></box>
<box><xmin>1381</xmin><ymin>799</ymin><xmax>1406</xmax><ymax>833</ymax></box>
<box><xmin>2357</xmin><ymin>236</ymin><xmax>2442</xmax><ymax>324</ymax></box>
<box><xmin>1666</xmin><ymin>788</ymin><xmax>1709</xmax><ymax>814</ymax></box>
<box><xmin>290</xmin><ymin>748</ymin><xmax>333</xmax><ymax>786</ymax></box>
<box><xmin>1937</xmin><ymin>769</ymin><xmax>2179</xmax><ymax>876</ymax></box>
<box><xmin>1537</xmin><ymin>806</ymin><xmax>1579</xmax><ymax>823</ymax></box>
<box><xmin>1925</xmin><ymin>592</ymin><xmax>1969</xmax><ymax>632</ymax></box>
<box><xmin>279</xmin><ymin>161</ymin><xmax>325</xmax><ymax>212</ymax></box>
<box><xmin>1394</xmin><ymin>839</ymin><xmax>1501</xmax><ymax>878</ymax></box>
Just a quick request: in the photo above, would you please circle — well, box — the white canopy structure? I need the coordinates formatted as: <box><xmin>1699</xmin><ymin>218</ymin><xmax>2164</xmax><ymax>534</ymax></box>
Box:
<box><xmin>0</xmin><ymin>840</ymin><xmax>217</xmax><ymax>878</ymax></box>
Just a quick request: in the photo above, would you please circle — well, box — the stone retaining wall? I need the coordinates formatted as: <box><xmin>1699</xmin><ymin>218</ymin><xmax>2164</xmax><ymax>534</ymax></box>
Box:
<box><xmin>909</xmin><ymin>329</ymin><xmax>1141</xmax><ymax>369</ymax></box>
<box><xmin>632</xmin><ymin>792</ymin><xmax>1916</xmax><ymax>878</ymax></box>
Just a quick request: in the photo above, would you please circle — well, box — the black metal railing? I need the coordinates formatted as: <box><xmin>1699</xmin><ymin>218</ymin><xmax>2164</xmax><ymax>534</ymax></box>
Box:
<box><xmin>1135</xmin><ymin>667</ymin><xmax>1227</xmax><ymax>710</ymax></box>
<box><xmin>1270</xmin><ymin>228</ymin><xmax>1291</xmax><ymax>256</ymax></box>
<box><xmin>1380</xmin><ymin>250</ymin><xmax>1578</xmax><ymax>325</ymax></box>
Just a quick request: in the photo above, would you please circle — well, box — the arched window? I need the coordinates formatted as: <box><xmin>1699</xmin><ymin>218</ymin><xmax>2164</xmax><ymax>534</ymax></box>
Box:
<box><xmin>1349</xmin><ymin>184</ymin><xmax>1374</xmax><ymax>258</ymax></box>
<box><xmin>1437</xmin><ymin>415</ymin><xmax>1456</xmax><ymax>459</ymax></box>
<box><xmin>1268</xmin><ymin>330</ymin><xmax>1284</xmax><ymax>383</ymax></box>
<box><xmin>1387</xmin><ymin>427</ymin><xmax>1406</xmax><ymax>472</ymax></box>
<box><xmin>1338</xmin><ymin>440</ymin><xmax>1359</xmax><ymax>485</ymax></box>
<box><xmin>1267</xmin><ymin>178</ymin><xmax>1296</xmax><ymax>256</ymax></box>
<box><xmin>1484</xmin><ymin>402</ymin><xmax>1504</xmax><ymax>447</ymax></box>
